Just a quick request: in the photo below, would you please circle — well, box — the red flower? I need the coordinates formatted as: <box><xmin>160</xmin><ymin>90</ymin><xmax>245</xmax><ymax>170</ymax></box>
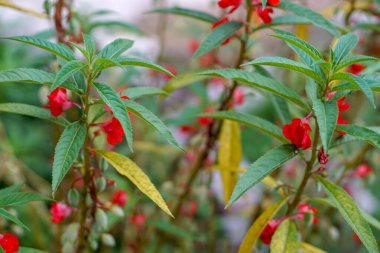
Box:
<box><xmin>0</xmin><ymin>233</ymin><xmax>19</xmax><ymax>253</ymax></box>
<box><xmin>337</xmin><ymin>113</ymin><xmax>348</xmax><ymax>136</ymax></box>
<box><xmin>101</xmin><ymin>117</ymin><xmax>125</xmax><ymax>145</ymax></box>
<box><xmin>348</xmin><ymin>64</ymin><xmax>365</xmax><ymax>75</ymax></box>
<box><xmin>260</xmin><ymin>219</ymin><xmax>282</xmax><ymax>244</ymax></box>
<box><xmin>318</xmin><ymin>147</ymin><xmax>329</xmax><ymax>165</ymax></box>
<box><xmin>50</xmin><ymin>202</ymin><xmax>72</xmax><ymax>223</ymax></box>
<box><xmin>179</xmin><ymin>125</ymin><xmax>197</xmax><ymax>135</ymax></box>
<box><xmin>218</xmin><ymin>0</ymin><xmax>242</xmax><ymax>14</ymax></box>
<box><xmin>353</xmin><ymin>164</ymin><xmax>373</xmax><ymax>178</ymax></box>
<box><xmin>112</xmin><ymin>190</ymin><xmax>128</xmax><ymax>207</ymax></box>
<box><xmin>189</xmin><ymin>39</ymin><xmax>200</xmax><ymax>54</ymax></box>
<box><xmin>336</xmin><ymin>96</ymin><xmax>350</xmax><ymax>112</ymax></box>
<box><xmin>296</xmin><ymin>203</ymin><xmax>319</xmax><ymax>224</ymax></box>
<box><xmin>198</xmin><ymin>107</ymin><xmax>215</xmax><ymax>126</ymax></box>
<box><xmin>282</xmin><ymin>118</ymin><xmax>312</xmax><ymax>149</ymax></box>
<box><xmin>45</xmin><ymin>88</ymin><xmax>74</xmax><ymax>116</ymax></box>
<box><xmin>232</xmin><ymin>88</ymin><xmax>245</xmax><ymax>105</ymax></box>
<box><xmin>130</xmin><ymin>214</ymin><xmax>146</xmax><ymax>228</ymax></box>
<box><xmin>212</xmin><ymin>17</ymin><xmax>232</xmax><ymax>45</ymax></box>
<box><xmin>181</xmin><ymin>200</ymin><xmax>198</xmax><ymax>217</ymax></box>
<box><xmin>267</xmin><ymin>0</ymin><xmax>281</xmax><ymax>6</ymax></box>
<box><xmin>257</xmin><ymin>7</ymin><xmax>274</xmax><ymax>24</ymax></box>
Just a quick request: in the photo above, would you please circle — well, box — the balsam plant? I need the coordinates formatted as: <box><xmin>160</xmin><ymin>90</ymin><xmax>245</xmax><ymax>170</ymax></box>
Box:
<box><xmin>0</xmin><ymin>34</ymin><xmax>180</xmax><ymax>252</ymax></box>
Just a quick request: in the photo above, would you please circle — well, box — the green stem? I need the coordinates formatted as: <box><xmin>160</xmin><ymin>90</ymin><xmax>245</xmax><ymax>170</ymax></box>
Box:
<box><xmin>75</xmin><ymin>73</ymin><xmax>93</xmax><ymax>253</ymax></box>
<box><xmin>287</xmin><ymin>123</ymin><xmax>320</xmax><ymax>215</ymax></box>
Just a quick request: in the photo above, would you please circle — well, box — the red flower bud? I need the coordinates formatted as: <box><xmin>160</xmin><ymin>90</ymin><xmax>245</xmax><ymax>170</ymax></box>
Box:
<box><xmin>267</xmin><ymin>0</ymin><xmax>281</xmax><ymax>6</ymax></box>
<box><xmin>130</xmin><ymin>214</ymin><xmax>146</xmax><ymax>228</ymax></box>
<box><xmin>112</xmin><ymin>190</ymin><xmax>128</xmax><ymax>207</ymax></box>
<box><xmin>282</xmin><ymin>118</ymin><xmax>312</xmax><ymax>149</ymax></box>
<box><xmin>295</xmin><ymin>203</ymin><xmax>319</xmax><ymax>224</ymax></box>
<box><xmin>0</xmin><ymin>233</ymin><xmax>19</xmax><ymax>253</ymax></box>
<box><xmin>353</xmin><ymin>164</ymin><xmax>373</xmax><ymax>178</ymax></box>
<box><xmin>318</xmin><ymin>147</ymin><xmax>329</xmax><ymax>164</ymax></box>
<box><xmin>181</xmin><ymin>200</ymin><xmax>198</xmax><ymax>217</ymax></box>
<box><xmin>50</xmin><ymin>202</ymin><xmax>72</xmax><ymax>223</ymax></box>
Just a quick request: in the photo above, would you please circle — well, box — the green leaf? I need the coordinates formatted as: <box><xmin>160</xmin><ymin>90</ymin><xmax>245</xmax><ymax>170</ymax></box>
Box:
<box><xmin>18</xmin><ymin>247</ymin><xmax>49</xmax><ymax>253</ymax></box>
<box><xmin>312</xmin><ymin>99</ymin><xmax>338</xmax><ymax>151</ymax></box>
<box><xmin>262</xmin><ymin>0</ymin><xmax>267</xmax><ymax>8</ymax></box>
<box><xmin>116</xmin><ymin>58</ymin><xmax>175</xmax><ymax>77</ymax></box>
<box><xmin>193</xmin><ymin>21</ymin><xmax>243</xmax><ymax>59</ymax></box>
<box><xmin>332</xmin><ymin>79</ymin><xmax>380</xmax><ymax>93</ymax></box>
<box><xmin>270</xmin><ymin>219</ymin><xmax>299</xmax><ymax>253</ymax></box>
<box><xmin>199</xmin><ymin>111</ymin><xmax>287</xmax><ymax>142</ymax></box>
<box><xmin>0</xmin><ymin>208</ymin><xmax>29</xmax><ymax>231</ymax></box>
<box><xmin>150</xmin><ymin>7</ymin><xmax>218</xmax><ymax>23</ymax></box>
<box><xmin>5</xmin><ymin>36</ymin><xmax>76</xmax><ymax>61</ymax></box>
<box><xmin>0</xmin><ymin>184</ymin><xmax>23</xmax><ymax>196</ymax></box>
<box><xmin>335</xmin><ymin>55</ymin><xmax>378</xmax><ymax>72</ymax></box>
<box><xmin>124</xmin><ymin>100</ymin><xmax>182</xmax><ymax>150</ymax></box>
<box><xmin>50</xmin><ymin>60</ymin><xmax>87</xmax><ymax>91</ymax></box>
<box><xmin>88</xmin><ymin>21</ymin><xmax>143</xmax><ymax>35</ymax></box>
<box><xmin>96</xmin><ymin>150</ymin><xmax>173</xmax><ymax>217</ymax></box>
<box><xmin>238</xmin><ymin>197</ymin><xmax>290</xmax><ymax>253</ymax></box>
<box><xmin>83</xmin><ymin>33</ymin><xmax>95</xmax><ymax>60</ymax></box>
<box><xmin>0</xmin><ymin>192</ymin><xmax>51</xmax><ymax>207</ymax></box>
<box><xmin>244</xmin><ymin>56</ymin><xmax>324</xmax><ymax>84</ymax></box>
<box><xmin>227</xmin><ymin>144</ymin><xmax>297</xmax><ymax>207</ymax></box>
<box><xmin>93</xmin><ymin>82</ymin><xmax>133</xmax><ymax>150</ymax></box>
<box><xmin>0</xmin><ymin>103</ymin><xmax>69</xmax><ymax>126</ymax></box>
<box><xmin>270</xmin><ymin>95</ymin><xmax>292</xmax><ymax>124</ymax></box>
<box><xmin>277</xmin><ymin>1</ymin><xmax>339</xmax><ymax>37</ymax></box>
<box><xmin>331</xmin><ymin>72</ymin><xmax>376</xmax><ymax>108</ymax></box>
<box><xmin>315</xmin><ymin>176</ymin><xmax>379</xmax><ymax>253</ymax></box>
<box><xmin>272</xmin><ymin>32</ymin><xmax>323</xmax><ymax>61</ymax></box>
<box><xmin>52</xmin><ymin>121</ymin><xmax>86</xmax><ymax>194</ymax></box>
<box><xmin>97</xmin><ymin>38</ymin><xmax>134</xmax><ymax>59</ymax></box>
<box><xmin>122</xmin><ymin>87</ymin><xmax>167</xmax><ymax>99</ymax></box>
<box><xmin>0</xmin><ymin>68</ymin><xmax>54</xmax><ymax>84</ymax></box>
<box><xmin>335</xmin><ymin>124</ymin><xmax>380</xmax><ymax>149</ymax></box>
<box><xmin>199</xmin><ymin>69</ymin><xmax>309</xmax><ymax>110</ymax></box>
<box><xmin>163</xmin><ymin>72</ymin><xmax>207</xmax><ymax>92</ymax></box>
<box><xmin>333</xmin><ymin>33</ymin><xmax>358</xmax><ymax>66</ymax></box>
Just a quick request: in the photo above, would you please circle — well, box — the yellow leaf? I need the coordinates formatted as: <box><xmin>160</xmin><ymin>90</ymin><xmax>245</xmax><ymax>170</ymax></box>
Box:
<box><xmin>270</xmin><ymin>219</ymin><xmax>299</xmax><ymax>253</ymax></box>
<box><xmin>96</xmin><ymin>150</ymin><xmax>173</xmax><ymax>218</ymax></box>
<box><xmin>217</xmin><ymin>120</ymin><xmax>242</xmax><ymax>204</ymax></box>
<box><xmin>0</xmin><ymin>0</ymin><xmax>47</xmax><ymax>18</ymax></box>
<box><xmin>238</xmin><ymin>197</ymin><xmax>290</xmax><ymax>253</ymax></box>
<box><xmin>300</xmin><ymin>242</ymin><xmax>327</xmax><ymax>253</ymax></box>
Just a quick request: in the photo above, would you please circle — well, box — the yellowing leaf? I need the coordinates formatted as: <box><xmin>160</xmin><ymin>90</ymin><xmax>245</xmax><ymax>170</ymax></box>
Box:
<box><xmin>217</xmin><ymin>120</ymin><xmax>242</xmax><ymax>204</ymax></box>
<box><xmin>96</xmin><ymin>150</ymin><xmax>173</xmax><ymax>217</ymax></box>
<box><xmin>270</xmin><ymin>219</ymin><xmax>299</xmax><ymax>253</ymax></box>
<box><xmin>0</xmin><ymin>0</ymin><xmax>47</xmax><ymax>18</ymax></box>
<box><xmin>300</xmin><ymin>242</ymin><xmax>327</xmax><ymax>253</ymax></box>
<box><xmin>238</xmin><ymin>197</ymin><xmax>289</xmax><ymax>253</ymax></box>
